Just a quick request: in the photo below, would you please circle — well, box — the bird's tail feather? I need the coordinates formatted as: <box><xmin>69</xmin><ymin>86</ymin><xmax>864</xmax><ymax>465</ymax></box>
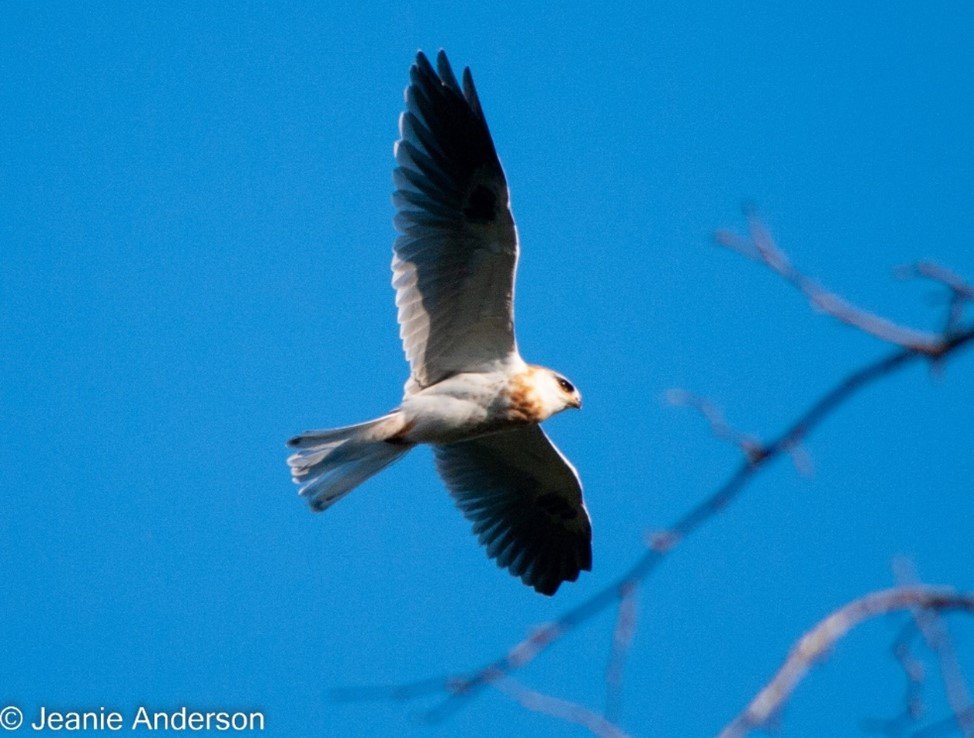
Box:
<box><xmin>286</xmin><ymin>412</ymin><xmax>411</xmax><ymax>511</ymax></box>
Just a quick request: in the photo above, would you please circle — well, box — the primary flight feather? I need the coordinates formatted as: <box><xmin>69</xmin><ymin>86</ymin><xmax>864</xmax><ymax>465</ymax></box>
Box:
<box><xmin>287</xmin><ymin>50</ymin><xmax>591</xmax><ymax>595</ymax></box>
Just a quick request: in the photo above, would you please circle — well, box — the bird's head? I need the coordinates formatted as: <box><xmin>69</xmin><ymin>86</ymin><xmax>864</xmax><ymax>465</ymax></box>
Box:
<box><xmin>509</xmin><ymin>366</ymin><xmax>582</xmax><ymax>422</ymax></box>
<box><xmin>536</xmin><ymin>368</ymin><xmax>582</xmax><ymax>415</ymax></box>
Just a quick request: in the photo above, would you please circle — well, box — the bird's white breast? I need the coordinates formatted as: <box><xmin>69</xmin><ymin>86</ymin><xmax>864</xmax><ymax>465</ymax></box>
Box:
<box><xmin>398</xmin><ymin>366</ymin><xmax>534</xmax><ymax>444</ymax></box>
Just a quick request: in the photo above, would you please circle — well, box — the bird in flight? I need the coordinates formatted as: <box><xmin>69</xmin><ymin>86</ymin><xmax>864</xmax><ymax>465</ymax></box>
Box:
<box><xmin>287</xmin><ymin>50</ymin><xmax>591</xmax><ymax>595</ymax></box>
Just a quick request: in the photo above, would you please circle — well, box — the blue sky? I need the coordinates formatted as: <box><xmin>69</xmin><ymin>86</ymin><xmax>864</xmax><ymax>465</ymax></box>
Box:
<box><xmin>2</xmin><ymin>2</ymin><xmax>972</xmax><ymax>736</ymax></box>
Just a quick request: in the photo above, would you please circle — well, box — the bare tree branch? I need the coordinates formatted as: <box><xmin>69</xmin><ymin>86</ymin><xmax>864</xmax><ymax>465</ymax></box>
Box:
<box><xmin>715</xmin><ymin>209</ymin><xmax>946</xmax><ymax>353</ymax></box>
<box><xmin>332</xmin><ymin>218</ymin><xmax>974</xmax><ymax>727</ymax></box>
<box><xmin>336</xmin><ymin>325</ymin><xmax>974</xmax><ymax>726</ymax></box>
<box><xmin>719</xmin><ymin>587</ymin><xmax>974</xmax><ymax>738</ymax></box>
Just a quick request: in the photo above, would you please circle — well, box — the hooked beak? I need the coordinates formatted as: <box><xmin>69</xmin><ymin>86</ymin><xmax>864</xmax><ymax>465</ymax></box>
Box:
<box><xmin>571</xmin><ymin>395</ymin><xmax>583</xmax><ymax>410</ymax></box>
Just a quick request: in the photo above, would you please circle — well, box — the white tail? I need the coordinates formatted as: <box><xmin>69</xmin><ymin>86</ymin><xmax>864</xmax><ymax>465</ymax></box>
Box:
<box><xmin>286</xmin><ymin>412</ymin><xmax>411</xmax><ymax>511</ymax></box>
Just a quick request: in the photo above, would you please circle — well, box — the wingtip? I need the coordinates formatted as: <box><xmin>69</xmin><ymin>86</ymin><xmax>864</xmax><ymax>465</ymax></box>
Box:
<box><xmin>411</xmin><ymin>49</ymin><xmax>462</xmax><ymax>92</ymax></box>
<box><xmin>413</xmin><ymin>49</ymin><xmax>434</xmax><ymax>76</ymax></box>
<box><xmin>532</xmin><ymin>580</ymin><xmax>560</xmax><ymax>597</ymax></box>
<box><xmin>435</xmin><ymin>49</ymin><xmax>462</xmax><ymax>91</ymax></box>
<box><xmin>525</xmin><ymin>565</ymin><xmax>580</xmax><ymax>596</ymax></box>
<box><xmin>461</xmin><ymin>67</ymin><xmax>476</xmax><ymax>97</ymax></box>
<box><xmin>527</xmin><ymin>550</ymin><xmax>591</xmax><ymax>595</ymax></box>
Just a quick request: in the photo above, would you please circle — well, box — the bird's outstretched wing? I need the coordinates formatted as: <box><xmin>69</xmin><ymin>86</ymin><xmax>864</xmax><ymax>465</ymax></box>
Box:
<box><xmin>434</xmin><ymin>425</ymin><xmax>592</xmax><ymax>595</ymax></box>
<box><xmin>393</xmin><ymin>50</ymin><xmax>519</xmax><ymax>392</ymax></box>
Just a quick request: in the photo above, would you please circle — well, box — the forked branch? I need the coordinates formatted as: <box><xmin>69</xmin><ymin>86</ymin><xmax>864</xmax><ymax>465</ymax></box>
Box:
<box><xmin>719</xmin><ymin>586</ymin><xmax>974</xmax><ymax>738</ymax></box>
<box><xmin>334</xmin><ymin>215</ymin><xmax>974</xmax><ymax>735</ymax></box>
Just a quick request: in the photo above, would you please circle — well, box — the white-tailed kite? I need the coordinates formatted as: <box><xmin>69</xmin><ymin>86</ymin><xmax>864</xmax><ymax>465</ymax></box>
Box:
<box><xmin>287</xmin><ymin>50</ymin><xmax>591</xmax><ymax>595</ymax></box>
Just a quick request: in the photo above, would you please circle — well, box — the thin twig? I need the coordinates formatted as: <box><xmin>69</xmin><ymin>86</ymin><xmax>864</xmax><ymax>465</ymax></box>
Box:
<box><xmin>862</xmin><ymin>620</ymin><xmax>927</xmax><ymax>736</ymax></box>
<box><xmin>718</xmin><ymin>587</ymin><xmax>974</xmax><ymax>738</ymax></box>
<box><xmin>896</xmin><ymin>262</ymin><xmax>974</xmax><ymax>338</ymax></box>
<box><xmin>490</xmin><ymin>675</ymin><xmax>632</xmax><ymax>738</ymax></box>
<box><xmin>895</xmin><ymin>559</ymin><xmax>974</xmax><ymax>738</ymax></box>
<box><xmin>897</xmin><ymin>262</ymin><xmax>974</xmax><ymax>303</ymax></box>
<box><xmin>605</xmin><ymin>582</ymin><xmax>639</xmax><ymax>723</ymax></box>
<box><xmin>664</xmin><ymin>389</ymin><xmax>813</xmax><ymax>475</ymax></box>
<box><xmin>663</xmin><ymin>389</ymin><xmax>766</xmax><ymax>464</ymax></box>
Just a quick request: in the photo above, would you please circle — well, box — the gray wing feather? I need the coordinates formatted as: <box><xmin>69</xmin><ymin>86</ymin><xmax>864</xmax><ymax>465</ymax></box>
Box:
<box><xmin>434</xmin><ymin>426</ymin><xmax>592</xmax><ymax>595</ymax></box>
<box><xmin>393</xmin><ymin>50</ymin><xmax>519</xmax><ymax>392</ymax></box>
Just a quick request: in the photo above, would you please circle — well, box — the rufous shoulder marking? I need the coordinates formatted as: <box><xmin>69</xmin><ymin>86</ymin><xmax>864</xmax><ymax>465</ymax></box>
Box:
<box><xmin>506</xmin><ymin>366</ymin><xmax>545</xmax><ymax>424</ymax></box>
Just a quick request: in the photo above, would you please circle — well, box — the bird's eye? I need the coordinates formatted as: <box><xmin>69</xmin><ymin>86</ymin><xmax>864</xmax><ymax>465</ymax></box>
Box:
<box><xmin>556</xmin><ymin>377</ymin><xmax>575</xmax><ymax>394</ymax></box>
